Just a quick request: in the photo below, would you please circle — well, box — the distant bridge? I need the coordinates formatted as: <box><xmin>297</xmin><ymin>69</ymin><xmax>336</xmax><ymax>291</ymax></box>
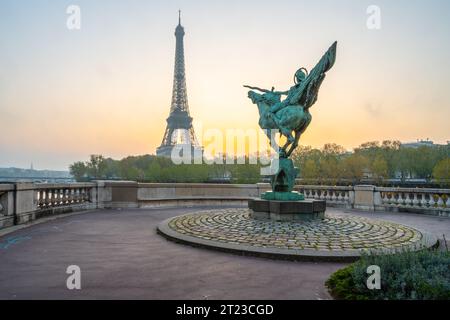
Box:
<box><xmin>0</xmin><ymin>177</ymin><xmax>75</xmax><ymax>183</ymax></box>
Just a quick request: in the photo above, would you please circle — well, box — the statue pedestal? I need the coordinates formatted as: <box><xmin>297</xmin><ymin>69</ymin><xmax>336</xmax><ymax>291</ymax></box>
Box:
<box><xmin>261</xmin><ymin>191</ymin><xmax>304</xmax><ymax>201</ymax></box>
<box><xmin>248</xmin><ymin>198</ymin><xmax>326</xmax><ymax>222</ymax></box>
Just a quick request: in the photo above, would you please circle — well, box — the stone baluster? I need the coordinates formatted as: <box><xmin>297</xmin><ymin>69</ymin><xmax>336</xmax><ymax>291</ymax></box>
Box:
<box><xmin>395</xmin><ymin>192</ymin><xmax>402</xmax><ymax>207</ymax></box>
<box><xmin>406</xmin><ymin>193</ymin><xmax>414</xmax><ymax>207</ymax></box>
<box><xmin>337</xmin><ymin>191</ymin><xmax>343</xmax><ymax>203</ymax></box>
<box><xmin>388</xmin><ymin>192</ymin><xmax>394</xmax><ymax>206</ymax></box>
<box><xmin>314</xmin><ymin>189</ymin><xmax>319</xmax><ymax>200</ymax></box>
<box><xmin>51</xmin><ymin>189</ymin><xmax>56</xmax><ymax>207</ymax></box>
<box><xmin>44</xmin><ymin>190</ymin><xmax>51</xmax><ymax>207</ymax></box>
<box><xmin>64</xmin><ymin>189</ymin><xmax>69</xmax><ymax>205</ymax></box>
<box><xmin>38</xmin><ymin>190</ymin><xmax>45</xmax><ymax>208</ymax></box>
<box><xmin>421</xmin><ymin>193</ymin><xmax>428</xmax><ymax>207</ymax></box>
<box><xmin>382</xmin><ymin>192</ymin><xmax>389</xmax><ymax>205</ymax></box>
<box><xmin>67</xmin><ymin>189</ymin><xmax>73</xmax><ymax>203</ymax></box>
<box><xmin>389</xmin><ymin>192</ymin><xmax>395</xmax><ymax>206</ymax></box>
<box><xmin>331</xmin><ymin>190</ymin><xmax>337</xmax><ymax>202</ymax></box>
<box><xmin>437</xmin><ymin>194</ymin><xmax>444</xmax><ymax>209</ymax></box>
<box><xmin>343</xmin><ymin>191</ymin><xmax>349</xmax><ymax>203</ymax></box>
<box><xmin>74</xmin><ymin>188</ymin><xmax>79</xmax><ymax>203</ymax></box>
<box><xmin>304</xmin><ymin>189</ymin><xmax>310</xmax><ymax>198</ymax></box>
<box><xmin>412</xmin><ymin>193</ymin><xmax>419</xmax><ymax>207</ymax></box>
<box><xmin>429</xmin><ymin>194</ymin><xmax>436</xmax><ymax>208</ymax></box>
<box><xmin>52</xmin><ymin>189</ymin><xmax>58</xmax><ymax>207</ymax></box>
<box><xmin>60</xmin><ymin>188</ymin><xmax>65</xmax><ymax>205</ymax></box>
<box><xmin>401</xmin><ymin>192</ymin><xmax>407</xmax><ymax>207</ymax></box>
<box><xmin>55</xmin><ymin>189</ymin><xmax>61</xmax><ymax>206</ymax></box>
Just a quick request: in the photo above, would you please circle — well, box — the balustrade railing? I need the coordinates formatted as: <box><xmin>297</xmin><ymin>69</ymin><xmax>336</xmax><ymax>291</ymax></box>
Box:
<box><xmin>35</xmin><ymin>184</ymin><xmax>94</xmax><ymax>210</ymax></box>
<box><xmin>1</xmin><ymin>181</ymin><xmax>450</xmax><ymax>232</ymax></box>
<box><xmin>376</xmin><ymin>187</ymin><xmax>450</xmax><ymax>213</ymax></box>
<box><xmin>296</xmin><ymin>185</ymin><xmax>353</xmax><ymax>207</ymax></box>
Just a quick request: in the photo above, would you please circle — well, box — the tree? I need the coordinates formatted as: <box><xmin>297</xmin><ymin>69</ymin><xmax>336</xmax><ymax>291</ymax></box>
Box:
<box><xmin>70</xmin><ymin>161</ymin><xmax>87</xmax><ymax>181</ymax></box>
<box><xmin>433</xmin><ymin>158</ymin><xmax>450</xmax><ymax>187</ymax></box>
<box><xmin>86</xmin><ymin>155</ymin><xmax>107</xmax><ymax>179</ymax></box>
<box><xmin>372</xmin><ymin>155</ymin><xmax>388</xmax><ymax>182</ymax></box>
<box><xmin>146</xmin><ymin>161</ymin><xmax>162</xmax><ymax>182</ymax></box>
<box><xmin>394</xmin><ymin>148</ymin><xmax>415</xmax><ymax>180</ymax></box>
<box><xmin>322</xmin><ymin>143</ymin><xmax>346</xmax><ymax>156</ymax></box>
<box><xmin>302</xmin><ymin>159</ymin><xmax>319</xmax><ymax>180</ymax></box>
<box><xmin>381</xmin><ymin>140</ymin><xmax>401</xmax><ymax>177</ymax></box>
<box><xmin>341</xmin><ymin>154</ymin><xmax>369</xmax><ymax>182</ymax></box>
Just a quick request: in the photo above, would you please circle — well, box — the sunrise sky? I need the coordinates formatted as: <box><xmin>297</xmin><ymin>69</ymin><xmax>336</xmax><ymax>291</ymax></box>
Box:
<box><xmin>1</xmin><ymin>0</ymin><xmax>449</xmax><ymax>170</ymax></box>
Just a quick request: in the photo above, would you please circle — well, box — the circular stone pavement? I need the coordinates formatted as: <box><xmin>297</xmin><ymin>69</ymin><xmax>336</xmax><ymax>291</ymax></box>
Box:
<box><xmin>157</xmin><ymin>208</ymin><xmax>438</xmax><ymax>261</ymax></box>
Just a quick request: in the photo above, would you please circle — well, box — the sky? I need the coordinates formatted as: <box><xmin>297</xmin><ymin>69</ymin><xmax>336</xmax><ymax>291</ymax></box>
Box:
<box><xmin>0</xmin><ymin>0</ymin><xmax>449</xmax><ymax>170</ymax></box>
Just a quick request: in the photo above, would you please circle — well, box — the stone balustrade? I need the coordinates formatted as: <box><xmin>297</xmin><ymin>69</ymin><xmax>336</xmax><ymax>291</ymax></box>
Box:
<box><xmin>0</xmin><ymin>184</ymin><xmax>15</xmax><ymax>229</ymax></box>
<box><xmin>0</xmin><ymin>181</ymin><xmax>448</xmax><ymax>231</ymax></box>
<box><xmin>295</xmin><ymin>185</ymin><xmax>354</xmax><ymax>208</ymax></box>
<box><xmin>35</xmin><ymin>184</ymin><xmax>93</xmax><ymax>209</ymax></box>
<box><xmin>0</xmin><ymin>182</ymin><xmax>97</xmax><ymax>229</ymax></box>
<box><xmin>375</xmin><ymin>187</ymin><xmax>450</xmax><ymax>216</ymax></box>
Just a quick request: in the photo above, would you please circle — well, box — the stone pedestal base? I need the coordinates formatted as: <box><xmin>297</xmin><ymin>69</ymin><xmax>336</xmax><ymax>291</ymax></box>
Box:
<box><xmin>248</xmin><ymin>198</ymin><xmax>326</xmax><ymax>222</ymax></box>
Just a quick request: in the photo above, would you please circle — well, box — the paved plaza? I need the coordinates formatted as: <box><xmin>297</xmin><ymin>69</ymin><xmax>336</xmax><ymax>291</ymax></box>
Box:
<box><xmin>0</xmin><ymin>206</ymin><xmax>448</xmax><ymax>300</ymax></box>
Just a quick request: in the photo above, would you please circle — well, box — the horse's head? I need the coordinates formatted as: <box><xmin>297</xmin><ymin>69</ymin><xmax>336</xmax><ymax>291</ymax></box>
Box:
<box><xmin>247</xmin><ymin>90</ymin><xmax>262</xmax><ymax>104</ymax></box>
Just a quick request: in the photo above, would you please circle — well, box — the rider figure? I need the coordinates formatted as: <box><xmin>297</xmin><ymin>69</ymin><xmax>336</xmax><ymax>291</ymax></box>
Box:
<box><xmin>244</xmin><ymin>68</ymin><xmax>308</xmax><ymax>144</ymax></box>
<box><xmin>268</xmin><ymin>68</ymin><xmax>307</xmax><ymax>116</ymax></box>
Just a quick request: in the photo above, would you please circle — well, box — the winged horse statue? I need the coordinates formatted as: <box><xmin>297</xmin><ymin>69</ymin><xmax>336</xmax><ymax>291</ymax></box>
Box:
<box><xmin>244</xmin><ymin>41</ymin><xmax>337</xmax><ymax>158</ymax></box>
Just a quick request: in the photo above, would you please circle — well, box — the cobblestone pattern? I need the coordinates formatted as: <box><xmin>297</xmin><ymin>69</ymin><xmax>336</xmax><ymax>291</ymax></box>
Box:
<box><xmin>168</xmin><ymin>208</ymin><xmax>424</xmax><ymax>252</ymax></box>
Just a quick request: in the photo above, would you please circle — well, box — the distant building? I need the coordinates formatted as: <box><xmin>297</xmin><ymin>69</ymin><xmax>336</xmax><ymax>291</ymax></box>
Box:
<box><xmin>401</xmin><ymin>139</ymin><xmax>449</xmax><ymax>149</ymax></box>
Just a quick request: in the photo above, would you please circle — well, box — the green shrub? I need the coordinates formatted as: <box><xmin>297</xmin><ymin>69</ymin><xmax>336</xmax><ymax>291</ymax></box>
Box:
<box><xmin>327</xmin><ymin>250</ymin><xmax>450</xmax><ymax>300</ymax></box>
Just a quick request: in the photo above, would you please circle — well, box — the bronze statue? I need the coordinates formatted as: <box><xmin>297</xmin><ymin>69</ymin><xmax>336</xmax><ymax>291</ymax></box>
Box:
<box><xmin>245</xmin><ymin>41</ymin><xmax>337</xmax><ymax>158</ymax></box>
<box><xmin>244</xmin><ymin>42</ymin><xmax>337</xmax><ymax>198</ymax></box>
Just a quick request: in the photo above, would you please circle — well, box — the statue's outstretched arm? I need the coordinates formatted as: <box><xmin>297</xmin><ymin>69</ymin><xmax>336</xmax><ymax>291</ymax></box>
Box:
<box><xmin>243</xmin><ymin>85</ymin><xmax>271</xmax><ymax>93</ymax></box>
<box><xmin>243</xmin><ymin>85</ymin><xmax>288</xmax><ymax>95</ymax></box>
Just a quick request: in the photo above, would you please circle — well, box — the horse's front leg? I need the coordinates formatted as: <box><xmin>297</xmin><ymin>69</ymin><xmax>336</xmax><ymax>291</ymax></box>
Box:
<box><xmin>280</xmin><ymin>130</ymin><xmax>294</xmax><ymax>157</ymax></box>
<box><xmin>286</xmin><ymin>131</ymin><xmax>301</xmax><ymax>157</ymax></box>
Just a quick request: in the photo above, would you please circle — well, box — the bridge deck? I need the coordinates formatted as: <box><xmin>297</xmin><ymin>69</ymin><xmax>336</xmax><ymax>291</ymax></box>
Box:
<box><xmin>0</xmin><ymin>206</ymin><xmax>448</xmax><ymax>299</ymax></box>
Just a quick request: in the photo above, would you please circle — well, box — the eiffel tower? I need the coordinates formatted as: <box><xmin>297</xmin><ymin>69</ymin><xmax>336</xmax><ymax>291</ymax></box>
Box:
<box><xmin>157</xmin><ymin>11</ymin><xmax>202</xmax><ymax>158</ymax></box>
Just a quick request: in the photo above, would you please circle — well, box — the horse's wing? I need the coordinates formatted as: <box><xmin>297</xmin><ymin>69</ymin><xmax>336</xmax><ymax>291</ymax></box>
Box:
<box><xmin>289</xmin><ymin>41</ymin><xmax>337</xmax><ymax>106</ymax></box>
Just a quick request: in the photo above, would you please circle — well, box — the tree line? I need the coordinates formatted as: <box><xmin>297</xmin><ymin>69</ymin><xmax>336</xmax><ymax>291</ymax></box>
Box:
<box><xmin>291</xmin><ymin>140</ymin><xmax>449</xmax><ymax>186</ymax></box>
<box><xmin>69</xmin><ymin>154</ymin><xmax>262</xmax><ymax>184</ymax></box>
<box><xmin>70</xmin><ymin>140</ymin><xmax>449</xmax><ymax>186</ymax></box>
